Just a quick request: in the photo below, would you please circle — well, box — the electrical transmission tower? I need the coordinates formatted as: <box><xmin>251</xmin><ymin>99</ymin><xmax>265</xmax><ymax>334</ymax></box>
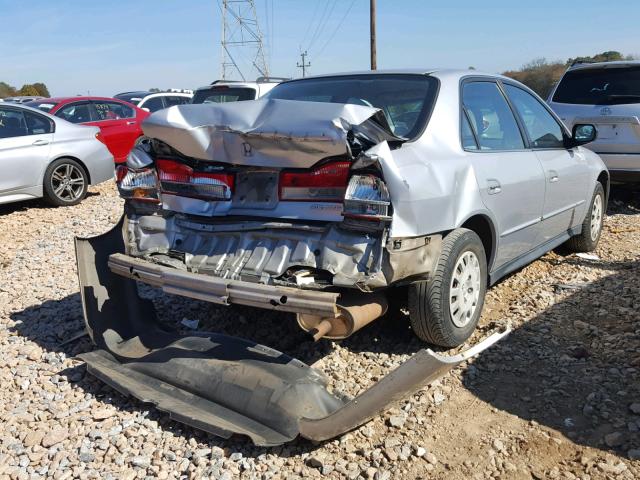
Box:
<box><xmin>219</xmin><ymin>0</ymin><xmax>269</xmax><ymax>80</ymax></box>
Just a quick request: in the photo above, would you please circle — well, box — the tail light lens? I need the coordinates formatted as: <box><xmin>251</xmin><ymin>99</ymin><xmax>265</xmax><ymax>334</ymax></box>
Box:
<box><xmin>157</xmin><ymin>159</ymin><xmax>234</xmax><ymax>200</ymax></box>
<box><xmin>279</xmin><ymin>161</ymin><xmax>350</xmax><ymax>201</ymax></box>
<box><xmin>343</xmin><ymin>174</ymin><xmax>391</xmax><ymax>219</ymax></box>
<box><xmin>115</xmin><ymin>165</ymin><xmax>159</xmax><ymax>202</ymax></box>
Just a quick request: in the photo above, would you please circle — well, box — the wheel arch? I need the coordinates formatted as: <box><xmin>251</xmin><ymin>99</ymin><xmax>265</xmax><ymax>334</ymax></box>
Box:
<box><xmin>597</xmin><ymin>170</ymin><xmax>610</xmax><ymax>206</ymax></box>
<box><xmin>459</xmin><ymin>213</ymin><xmax>497</xmax><ymax>272</ymax></box>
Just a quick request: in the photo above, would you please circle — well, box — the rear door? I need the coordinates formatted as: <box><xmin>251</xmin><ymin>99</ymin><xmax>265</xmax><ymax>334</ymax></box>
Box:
<box><xmin>461</xmin><ymin>80</ymin><xmax>546</xmax><ymax>269</ymax></box>
<box><xmin>0</xmin><ymin>106</ymin><xmax>53</xmax><ymax>192</ymax></box>
<box><xmin>504</xmin><ymin>83</ymin><xmax>591</xmax><ymax>242</ymax></box>
<box><xmin>91</xmin><ymin>100</ymin><xmax>140</xmax><ymax>163</ymax></box>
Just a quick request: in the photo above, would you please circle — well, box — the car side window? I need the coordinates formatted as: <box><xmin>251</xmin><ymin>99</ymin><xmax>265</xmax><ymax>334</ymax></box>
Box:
<box><xmin>56</xmin><ymin>102</ymin><xmax>93</xmax><ymax>124</ymax></box>
<box><xmin>141</xmin><ymin>97</ymin><xmax>164</xmax><ymax>112</ymax></box>
<box><xmin>165</xmin><ymin>96</ymin><xmax>189</xmax><ymax>107</ymax></box>
<box><xmin>462</xmin><ymin>81</ymin><xmax>525</xmax><ymax>151</ymax></box>
<box><xmin>0</xmin><ymin>108</ymin><xmax>28</xmax><ymax>138</ymax></box>
<box><xmin>503</xmin><ymin>84</ymin><xmax>565</xmax><ymax>149</ymax></box>
<box><xmin>93</xmin><ymin>101</ymin><xmax>135</xmax><ymax>121</ymax></box>
<box><xmin>24</xmin><ymin>111</ymin><xmax>53</xmax><ymax>135</ymax></box>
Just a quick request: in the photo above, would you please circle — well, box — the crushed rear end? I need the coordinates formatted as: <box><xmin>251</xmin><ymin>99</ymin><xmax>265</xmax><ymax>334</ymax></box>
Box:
<box><xmin>76</xmin><ymin>98</ymin><xmax>509</xmax><ymax>445</ymax></box>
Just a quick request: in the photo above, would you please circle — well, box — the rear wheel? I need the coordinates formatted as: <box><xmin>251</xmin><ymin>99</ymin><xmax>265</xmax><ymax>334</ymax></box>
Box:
<box><xmin>565</xmin><ymin>182</ymin><xmax>605</xmax><ymax>253</ymax></box>
<box><xmin>408</xmin><ymin>229</ymin><xmax>487</xmax><ymax>347</ymax></box>
<box><xmin>43</xmin><ymin>158</ymin><xmax>88</xmax><ymax>206</ymax></box>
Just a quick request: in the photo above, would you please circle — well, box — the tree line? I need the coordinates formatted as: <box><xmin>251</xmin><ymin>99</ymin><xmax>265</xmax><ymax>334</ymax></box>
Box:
<box><xmin>0</xmin><ymin>82</ymin><xmax>50</xmax><ymax>99</ymax></box>
<box><xmin>502</xmin><ymin>51</ymin><xmax>636</xmax><ymax>99</ymax></box>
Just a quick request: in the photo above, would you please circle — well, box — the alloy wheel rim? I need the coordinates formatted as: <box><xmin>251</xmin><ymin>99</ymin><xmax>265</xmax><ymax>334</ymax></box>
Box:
<box><xmin>51</xmin><ymin>164</ymin><xmax>84</xmax><ymax>202</ymax></box>
<box><xmin>590</xmin><ymin>194</ymin><xmax>603</xmax><ymax>241</ymax></box>
<box><xmin>449</xmin><ymin>251</ymin><xmax>481</xmax><ymax>328</ymax></box>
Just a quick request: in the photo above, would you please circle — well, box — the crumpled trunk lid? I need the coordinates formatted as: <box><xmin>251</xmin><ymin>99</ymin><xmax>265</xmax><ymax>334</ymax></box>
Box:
<box><xmin>141</xmin><ymin>98</ymin><xmax>402</xmax><ymax>168</ymax></box>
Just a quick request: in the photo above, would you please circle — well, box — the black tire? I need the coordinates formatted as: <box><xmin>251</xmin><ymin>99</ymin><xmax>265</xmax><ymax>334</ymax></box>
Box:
<box><xmin>43</xmin><ymin>158</ymin><xmax>88</xmax><ymax>206</ymax></box>
<box><xmin>565</xmin><ymin>182</ymin><xmax>605</xmax><ymax>253</ymax></box>
<box><xmin>408</xmin><ymin>228</ymin><xmax>487</xmax><ymax>347</ymax></box>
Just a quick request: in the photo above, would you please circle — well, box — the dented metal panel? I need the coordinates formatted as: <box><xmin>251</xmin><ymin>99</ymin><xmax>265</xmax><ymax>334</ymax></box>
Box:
<box><xmin>142</xmin><ymin>99</ymin><xmax>400</xmax><ymax>168</ymax></box>
<box><xmin>124</xmin><ymin>214</ymin><xmax>387</xmax><ymax>287</ymax></box>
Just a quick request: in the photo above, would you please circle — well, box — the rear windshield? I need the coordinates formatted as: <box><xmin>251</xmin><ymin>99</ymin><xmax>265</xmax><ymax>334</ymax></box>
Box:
<box><xmin>553</xmin><ymin>66</ymin><xmax>640</xmax><ymax>105</ymax></box>
<box><xmin>25</xmin><ymin>101</ymin><xmax>59</xmax><ymax>112</ymax></box>
<box><xmin>264</xmin><ymin>74</ymin><xmax>439</xmax><ymax>139</ymax></box>
<box><xmin>192</xmin><ymin>87</ymin><xmax>256</xmax><ymax>104</ymax></box>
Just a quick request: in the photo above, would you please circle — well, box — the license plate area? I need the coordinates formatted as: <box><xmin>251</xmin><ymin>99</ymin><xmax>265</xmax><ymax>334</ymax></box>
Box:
<box><xmin>232</xmin><ymin>170</ymin><xmax>279</xmax><ymax>209</ymax></box>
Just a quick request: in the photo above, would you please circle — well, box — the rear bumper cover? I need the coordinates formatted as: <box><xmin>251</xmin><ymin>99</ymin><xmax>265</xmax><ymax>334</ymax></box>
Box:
<box><xmin>75</xmin><ymin>217</ymin><xmax>508</xmax><ymax>446</ymax></box>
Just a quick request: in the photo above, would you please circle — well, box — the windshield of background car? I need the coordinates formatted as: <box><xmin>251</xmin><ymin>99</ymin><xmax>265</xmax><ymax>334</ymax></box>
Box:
<box><xmin>114</xmin><ymin>93</ymin><xmax>147</xmax><ymax>105</ymax></box>
<box><xmin>192</xmin><ymin>87</ymin><xmax>256</xmax><ymax>104</ymax></box>
<box><xmin>552</xmin><ymin>66</ymin><xmax>640</xmax><ymax>105</ymax></box>
<box><xmin>265</xmin><ymin>74</ymin><xmax>439</xmax><ymax>139</ymax></box>
<box><xmin>25</xmin><ymin>101</ymin><xmax>59</xmax><ymax>112</ymax></box>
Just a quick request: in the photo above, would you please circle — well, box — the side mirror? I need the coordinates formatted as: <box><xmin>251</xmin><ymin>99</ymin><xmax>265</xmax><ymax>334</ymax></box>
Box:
<box><xmin>569</xmin><ymin>124</ymin><xmax>597</xmax><ymax>147</ymax></box>
<box><xmin>141</xmin><ymin>107</ymin><xmax>151</xmax><ymax>113</ymax></box>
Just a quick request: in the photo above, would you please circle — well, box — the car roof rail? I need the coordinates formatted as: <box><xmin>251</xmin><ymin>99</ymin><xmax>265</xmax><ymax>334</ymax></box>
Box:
<box><xmin>570</xmin><ymin>60</ymin><xmax>595</xmax><ymax>67</ymax></box>
<box><xmin>256</xmin><ymin>76</ymin><xmax>290</xmax><ymax>83</ymax></box>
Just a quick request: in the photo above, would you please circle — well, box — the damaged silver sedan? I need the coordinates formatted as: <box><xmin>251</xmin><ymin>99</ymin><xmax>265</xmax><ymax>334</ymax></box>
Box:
<box><xmin>76</xmin><ymin>70</ymin><xmax>607</xmax><ymax>445</ymax></box>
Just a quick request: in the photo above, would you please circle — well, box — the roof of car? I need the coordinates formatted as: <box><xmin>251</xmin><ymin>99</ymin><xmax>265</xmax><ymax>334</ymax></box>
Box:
<box><xmin>568</xmin><ymin>60</ymin><xmax>640</xmax><ymax>71</ymax></box>
<box><xmin>36</xmin><ymin>96</ymin><xmax>136</xmax><ymax>104</ymax></box>
<box><xmin>280</xmin><ymin>68</ymin><xmax>509</xmax><ymax>82</ymax></box>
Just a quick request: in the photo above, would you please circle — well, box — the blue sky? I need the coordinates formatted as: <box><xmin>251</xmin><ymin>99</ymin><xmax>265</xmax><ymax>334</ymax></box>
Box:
<box><xmin>1</xmin><ymin>0</ymin><xmax>638</xmax><ymax>97</ymax></box>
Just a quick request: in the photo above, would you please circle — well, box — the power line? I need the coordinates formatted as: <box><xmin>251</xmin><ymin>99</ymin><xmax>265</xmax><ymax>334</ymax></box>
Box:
<box><xmin>300</xmin><ymin>1</ymin><xmax>321</xmax><ymax>48</ymax></box>
<box><xmin>305</xmin><ymin>0</ymin><xmax>335</xmax><ymax>52</ymax></box>
<box><xmin>314</xmin><ymin>0</ymin><xmax>358</xmax><ymax>61</ymax></box>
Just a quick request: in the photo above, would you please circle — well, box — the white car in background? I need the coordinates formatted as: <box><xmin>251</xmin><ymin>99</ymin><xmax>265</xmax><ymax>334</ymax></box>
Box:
<box><xmin>0</xmin><ymin>103</ymin><xmax>113</xmax><ymax>206</ymax></box>
<box><xmin>113</xmin><ymin>91</ymin><xmax>193</xmax><ymax>113</ymax></box>
<box><xmin>191</xmin><ymin>77</ymin><xmax>287</xmax><ymax>104</ymax></box>
<box><xmin>3</xmin><ymin>96</ymin><xmax>45</xmax><ymax>104</ymax></box>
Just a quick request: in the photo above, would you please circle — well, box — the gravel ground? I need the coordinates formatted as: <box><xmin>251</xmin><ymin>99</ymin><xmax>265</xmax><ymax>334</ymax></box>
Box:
<box><xmin>0</xmin><ymin>182</ymin><xmax>639</xmax><ymax>480</ymax></box>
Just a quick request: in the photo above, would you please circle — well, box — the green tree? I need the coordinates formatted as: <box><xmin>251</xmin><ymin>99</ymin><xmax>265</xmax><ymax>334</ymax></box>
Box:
<box><xmin>0</xmin><ymin>82</ymin><xmax>17</xmax><ymax>98</ymax></box>
<box><xmin>18</xmin><ymin>84</ymin><xmax>41</xmax><ymax>96</ymax></box>
<box><xmin>31</xmin><ymin>82</ymin><xmax>51</xmax><ymax>97</ymax></box>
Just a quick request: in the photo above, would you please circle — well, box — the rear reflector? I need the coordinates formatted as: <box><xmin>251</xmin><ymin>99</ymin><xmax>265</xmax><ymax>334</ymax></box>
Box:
<box><xmin>157</xmin><ymin>159</ymin><xmax>234</xmax><ymax>200</ymax></box>
<box><xmin>279</xmin><ymin>161</ymin><xmax>350</xmax><ymax>202</ymax></box>
<box><xmin>115</xmin><ymin>165</ymin><xmax>159</xmax><ymax>202</ymax></box>
<box><xmin>343</xmin><ymin>175</ymin><xmax>391</xmax><ymax>219</ymax></box>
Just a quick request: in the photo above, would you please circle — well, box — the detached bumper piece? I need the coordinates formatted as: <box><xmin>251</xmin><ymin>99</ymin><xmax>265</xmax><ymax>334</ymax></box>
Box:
<box><xmin>75</xmin><ymin>218</ymin><xmax>509</xmax><ymax>446</ymax></box>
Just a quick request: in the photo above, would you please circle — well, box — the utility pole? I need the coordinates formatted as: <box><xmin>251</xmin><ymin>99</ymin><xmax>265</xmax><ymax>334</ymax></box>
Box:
<box><xmin>220</xmin><ymin>0</ymin><xmax>269</xmax><ymax>80</ymax></box>
<box><xmin>370</xmin><ymin>0</ymin><xmax>377</xmax><ymax>70</ymax></box>
<box><xmin>297</xmin><ymin>51</ymin><xmax>311</xmax><ymax>77</ymax></box>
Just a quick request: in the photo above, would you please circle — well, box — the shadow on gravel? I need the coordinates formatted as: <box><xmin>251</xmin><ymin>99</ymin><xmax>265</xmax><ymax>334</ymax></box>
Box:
<box><xmin>11</xmin><ymin>261</ymin><xmax>639</xmax><ymax>458</ymax></box>
<box><xmin>464</xmin><ymin>259</ymin><xmax>640</xmax><ymax>459</ymax></box>
<box><xmin>0</xmin><ymin>191</ymin><xmax>101</xmax><ymax>216</ymax></box>
<box><xmin>607</xmin><ymin>184</ymin><xmax>640</xmax><ymax>216</ymax></box>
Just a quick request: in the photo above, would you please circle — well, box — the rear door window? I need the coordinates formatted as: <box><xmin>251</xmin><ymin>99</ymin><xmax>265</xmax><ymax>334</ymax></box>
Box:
<box><xmin>462</xmin><ymin>81</ymin><xmax>525</xmax><ymax>151</ymax></box>
<box><xmin>93</xmin><ymin>101</ymin><xmax>135</xmax><ymax>120</ymax></box>
<box><xmin>24</xmin><ymin>111</ymin><xmax>54</xmax><ymax>135</ymax></box>
<box><xmin>141</xmin><ymin>97</ymin><xmax>165</xmax><ymax>112</ymax></box>
<box><xmin>552</xmin><ymin>66</ymin><xmax>640</xmax><ymax>105</ymax></box>
<box><xmin>0</xmin><ymin>108</ymin><xmax>28</xmax><ymax>138</ymax></box>
<box><xmin>504</xmin><ymin>84</ymin><xmax>565</xmax><ymax>149</ymax></box>
<box><xmin>165</xmin><ymin>96</ymin><xmax>191</xmax><ymax>106</ymax></box>
<box><xmin>55</xmin><ymin>102</ymin><xmax>93</xmax><ymax>124</ymax></box>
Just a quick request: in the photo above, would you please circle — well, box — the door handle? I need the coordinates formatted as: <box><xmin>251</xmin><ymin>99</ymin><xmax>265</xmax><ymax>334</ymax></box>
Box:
<box><xmin>549</xmin><ymin>170</ymin><xmax>559</xmax><ymax>183</ymax></box>
<box><xmin>32</xmin><ymin>139</ymin><xmax>50</xmax><ymax>146</ymax></box>
<box><xmin>126</xmin><ymin>121</ymin><xmax>136</xmax><ymax>125</ymax></box>
<box><xmin>487</xmin><ymin>179</ymin><xmax>502</xmax><ymax>195</ymax></box>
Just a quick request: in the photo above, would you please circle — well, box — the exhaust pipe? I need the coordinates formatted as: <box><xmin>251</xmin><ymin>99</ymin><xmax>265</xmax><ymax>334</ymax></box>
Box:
<box><xmin>298</xmin><ymin>293</ymin><xmax>388</xmax><ymax>341</ymax></box>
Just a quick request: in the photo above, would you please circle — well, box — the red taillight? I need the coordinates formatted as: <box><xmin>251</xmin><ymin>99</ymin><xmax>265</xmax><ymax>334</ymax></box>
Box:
<box><xmin>279</xmin><ymin>161</ymin><xmax>350</xmax><ymax>202</ymax></box>
<box><xmin>157</xmin><ymin>159</ymin><xmax>234</xmax><ymax>200</ymax></box>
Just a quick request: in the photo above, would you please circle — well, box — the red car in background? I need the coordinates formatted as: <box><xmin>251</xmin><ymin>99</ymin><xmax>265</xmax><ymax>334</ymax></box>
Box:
<box><xmin>26</xmin><ymin>97</ymin><xmax>150</xmax><ymax>163</ymax></box>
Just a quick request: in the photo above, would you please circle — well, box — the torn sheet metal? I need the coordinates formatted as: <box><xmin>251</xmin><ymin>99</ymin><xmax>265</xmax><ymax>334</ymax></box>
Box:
<box><xmin>141</xmin><ymin>99</ymin><xmax>401</xmax><ymax>168</ymax></box>
<box><xmin>75</xmin><ymin>219</ymin><xmax>510</xmax><ymax>446</ymax></box>
<box><xmin>123</xmin><ymin>213</ymin><xmax>387</xmax><ymax>288</ymax></box>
